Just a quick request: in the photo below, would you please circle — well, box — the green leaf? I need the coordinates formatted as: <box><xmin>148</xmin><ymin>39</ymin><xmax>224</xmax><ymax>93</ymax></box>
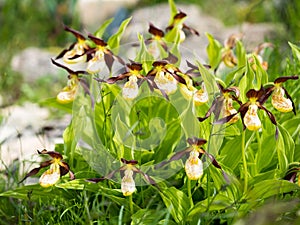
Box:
<box><xmin>252</xmin><ymin>54</ymin><xmax>268</xmax><ymax>88</ymax></box>
<box><xmin>239</xmin><ymin>60</ymin><xmax>255</xmax><ymax>102</ymax></box>
<box><xmin>236</xmin><ymin>40</ymin><xmax>246</xmax><ymax>68</ymax></box>
<box><xmin>108</xmin><ymin>17</ymin><xmax>132</xmax><ymax>54</ymax></box>
<box><xmin>247</xmin><ymin>180</ymin><xmax>299</xmax><ymax>201</ymax></box>
<box><xmin>196</xmin><ymin>61</ymin><xmax>219</xmax><ymax>104</ymax></box>
<box><xmin>188</xmin><ymin>193</ymin><xmax>233</xmax><ymax>218</ymax></box>
<box><xmin>159</xmin><ymin>187</ymin><xmax>190</xmax><ymax>223</ymax></box>
<box><xmin>256</xmin><ymin>132</ymin><xmax>276</xmax><ymax>173</ymax></box>
<box><xmin>40</xmin><ymin>97</ymin><xmax>73</xmax><ymax>113</ymax></box>
<box><xmin>168</xmin><ymin>0</ymin><xmax>178</xmax><ymax>20</ymax></box>
<box><xmin>131</xmin><ymin>209</ymin><xmax>166</xmax><ymax>225</ymax></box>
<box><xmin>281</xmin><ymin>116</ymin><xmax>300</xmax><ymax>140</ymax></box>
<box><xmin>206</xmin><ymin>33</ymin><xmax>223</xmax><ymax>70</ymax></box>
<box><xmin>94</xmin><ymin>17</ymin><xmax>114</xmax><ymax>38</ymax></box>
<box><xmin>220</xmin><ymin>135</ymin><xmax>243</xmax><ymax>171</ymax></box>
<box><xmin>135</xmin><ymin>33</ymin><xmax>154</xmax><ymax>74</ymax></box>
<box><xmin>288</xmin><ymin>42</ymin><xmax>300</xmax><ymax>61</ymax></box>
<box><xmin>0</xmin><ymin>184</ymin><xmax>73</xmax><ymax>200</ymax></box>
<box><xmin>276</xmin><ymin>124</ymin><xmax>295</xmax><ymax>176</ymax></box>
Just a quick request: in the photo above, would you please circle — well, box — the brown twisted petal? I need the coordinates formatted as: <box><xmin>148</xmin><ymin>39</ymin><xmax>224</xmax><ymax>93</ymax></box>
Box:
<box><xmin>64</xmin><ymin>25</ymin><xmax>86</xmax><ymax>41</ymax></box>
<box><xmin>274</xmin><ymin>75</ymin><xmax>299</xmax><ymax>84</ymax></box>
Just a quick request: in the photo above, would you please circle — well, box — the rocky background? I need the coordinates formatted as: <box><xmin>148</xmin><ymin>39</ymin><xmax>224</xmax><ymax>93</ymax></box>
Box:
<box><xmin>0</xmin><ymin>0</ymin><xmax>286</xmax><ymax>173</ymax></box>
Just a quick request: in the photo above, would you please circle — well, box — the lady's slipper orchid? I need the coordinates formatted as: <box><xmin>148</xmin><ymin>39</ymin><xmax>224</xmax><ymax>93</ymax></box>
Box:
<box><xmin>55</xmin><ymin>25</ymin><xmax>90</xmax><ymax>64</ymax></box>
<box><xmin>86</xmin><ymin>34</ymin><xmax>124</xmax><ymax>74</ymax></box>
<box><xmin>156</xmin><ymin>137</ymin><xmax>228</xmax><ymax>181</ymax></box>
<box><xmin>106</xmin><ymin>62</ymin><xmax>145</xmax><ymax>100</ymax></box>
<box><xmin>51</xmin><ymin>59</ymin><xmax>90</xmax><ymax>104</ymax></box>
<box><xmin>19</xmin><ymin>150</ymin><xmax>75</xmax><ymax>187</ymax></box>
<box><xmin>165</xmin><ymin>11</ymin><xmax>199</xmax><ymax>43</ymax></box>
<box><xmin>249</xmin><ymin>42</ymin><xmax>273</xmax><ymax>71</ymax></box>
<box><xmin>215</xmin><ymin>88</ymin><xmax>277</xmax><ymax>133</ymax></box>
<box><xmin>57</xmin><ymin>74</ymin><xmax>79</xmax><ymax>104</ymax></box>
<box><xmin>179</xmin><ymin>74</ymin><xmax>208</xmax><ymax>106</ymax></box>
<box><xmin>147</xmin><ymin>60</ymin><xmax>185</xmax><ymax>96</ymax></box>
<box><xmin>86</xmin><ymin>158</ymin><xmax>156</xmax><ymax>197</ymax></box>
<box><xmin>146</xmin><ymin>23</ymin><xmax>168</xmax><ymax>58</ymax></box>
<box><xmin>265</xmin><ymin>76</ymin><xmax>298</xmax><ymax>114</ymax></box>
<box><xmin>198</xmin><ymin>84</ymin><xmax>240</xmax><ymax>123</ymax></box>
<box><xmin>221</xmin><ymin>33</ymin><xmax>243</xmax><ymax>68</ymax></box>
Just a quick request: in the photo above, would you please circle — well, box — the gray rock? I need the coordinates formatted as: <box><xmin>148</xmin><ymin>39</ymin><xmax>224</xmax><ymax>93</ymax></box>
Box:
<box><xmin>76</xmin><ymin>0</ymin><xmax>139</xmax><ymax>30</ymax></box>
<box><xmin>125</xmin><ymin>3</ymin><xmax>284</xmax><ymax>62</ymax></box>
<box><xmin>0</xmin><ymin>102</ymin><xmax>70</xmax><ymax>172</ymax></box>
<box><xmin>223</xmin><ymin>22</ymin><xmax>285</xmax><ymax>51</ymax></box>
<box><xmin>11</xmin><ymin>47</ymin><xmax>62</xmax><ymax>83</ymax></box>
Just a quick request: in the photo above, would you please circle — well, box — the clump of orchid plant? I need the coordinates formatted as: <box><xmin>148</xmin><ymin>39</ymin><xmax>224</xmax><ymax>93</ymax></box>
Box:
<box><xmin>156</xmin><ymin>137</ymin><xmax>228</xmax><ymax>181</ymax></box>
<box><xmin>105</xmin><ymin>62</ymin><xmax>145</xmax><ymax>100</ymax></box>
<box><xmin>19</xmin><ymin>150</ymin><xmax>75</xmax><ymax>188</ymax></box>
<box><xmin>86</xmin><ymin>158</ymin><xmax>156</xmax><ymax>196</ymax></box>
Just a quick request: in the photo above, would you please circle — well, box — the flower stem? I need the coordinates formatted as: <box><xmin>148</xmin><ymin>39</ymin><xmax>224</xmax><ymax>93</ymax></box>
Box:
<box><xmin>242</xmin><ymin>130</ymin><xmax>248</xmax><ymax>194</ymax></box>
<box><xmin>187</xmin><ymin>178</ymin><xmax>194</xmax><ymax>208</ymax></box>
<box><xmin>129</xmin><ymin>194</ymin><xmax>134</xmax><ymax>215</ymax></box>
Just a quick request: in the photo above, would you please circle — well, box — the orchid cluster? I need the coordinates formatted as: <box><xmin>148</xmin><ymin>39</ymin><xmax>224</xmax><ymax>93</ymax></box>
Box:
<box><xmin>19</xmin><ymin>2</ymin><xmax>300</xmax><ymax>209</ymax></box>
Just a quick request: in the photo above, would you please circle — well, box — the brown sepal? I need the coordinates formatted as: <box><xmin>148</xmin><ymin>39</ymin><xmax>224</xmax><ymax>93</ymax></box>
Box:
<box><xmin>88</xmin><ymin>34</ymin><xmax>107</xmax><ymax>47</ymax></box>
<box><xmin>38</xmin><ymin>149</ymin><xmax>63</xmax><ymax>160</ymax></box>
<box><xmin>187</xmin><ymin>137</ymin><xmax>207</xmax><ymax>146</ymax></box>
<box><xmin>121</xmin><ymin>158</ymin><xmax>138</xmax><ymax>165</ymax></box>
<box><xmin>149</xmin><ymin>23</ymin><xmax>164</xmax><ymax>37</ymax></box>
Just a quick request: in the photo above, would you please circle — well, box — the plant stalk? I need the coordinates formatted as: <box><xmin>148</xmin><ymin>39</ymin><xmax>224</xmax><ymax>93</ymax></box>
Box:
<box><xmin>129</xmin><ymin>194</ymin><xmax>134</xmax><ymax>215</ymax></box>
<box><xmin>187</xmin><ymin>178</ymin><xmax>194</xmax><ymax>208</ymax></box>
<box><xmin>242</xmin><ymin>130</ymin><xmax>248</xmax><ymax>194</ymax></box>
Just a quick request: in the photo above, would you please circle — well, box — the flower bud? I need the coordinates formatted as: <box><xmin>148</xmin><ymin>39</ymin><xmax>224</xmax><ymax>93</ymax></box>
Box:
<box><xmin>244</xmin><ymin>104</ymin><xmax>261</xmax><ymax>131</ymax></box>
<box><xmin>185</xmin><ymin>150</ymin><xmax>203</xmax><ymax>180</ymax></box>
<box><xmin>121</xmin><ymin>169</ymin><xmax>136</xmax><ymax>196</ymax></box>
